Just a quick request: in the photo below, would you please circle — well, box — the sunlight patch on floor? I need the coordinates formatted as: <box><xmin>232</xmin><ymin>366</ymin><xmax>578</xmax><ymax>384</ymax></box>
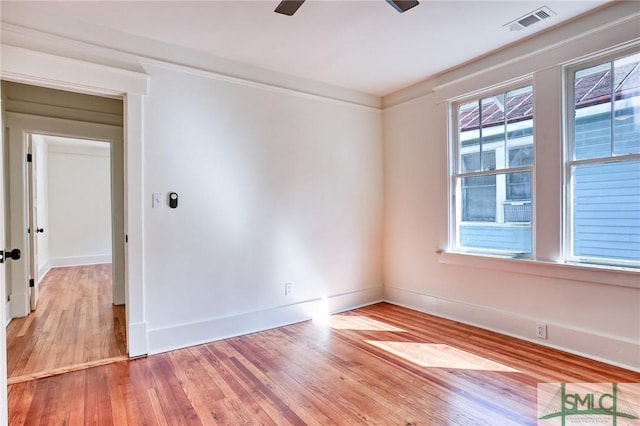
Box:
<box><xmin>366</xmin><ymin>341</ymin><xmax>520</xmax><ymax>372</ymax></box>
<box><xmin>326</xmin><ymin>315</ymin><xmax>406</xmax><ymax>332</ymax></box>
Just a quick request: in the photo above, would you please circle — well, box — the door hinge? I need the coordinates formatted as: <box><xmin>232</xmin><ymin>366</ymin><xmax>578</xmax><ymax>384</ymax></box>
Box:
<box><xmin>26</xmin><ymin>153</ymin><xmax>33</xmax><ymax>163</ymax></box>
<box><xmin>29</xmin><ymin>278</ymin><xmax>35</xmax><ymax>288</ymax></box>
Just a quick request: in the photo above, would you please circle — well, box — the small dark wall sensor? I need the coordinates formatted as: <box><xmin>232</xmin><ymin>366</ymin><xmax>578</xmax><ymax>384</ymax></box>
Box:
<box><xmin>169</xmin><ymin>192</ymin><xmax>178</xmax><ymax>208</ymax></box>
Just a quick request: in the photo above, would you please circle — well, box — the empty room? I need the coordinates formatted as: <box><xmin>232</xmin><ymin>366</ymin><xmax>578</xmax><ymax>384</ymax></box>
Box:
<box><xmin>0</xmin><ymin>1</ymin><xmax>639</xmax><ymax>424</ymax></box>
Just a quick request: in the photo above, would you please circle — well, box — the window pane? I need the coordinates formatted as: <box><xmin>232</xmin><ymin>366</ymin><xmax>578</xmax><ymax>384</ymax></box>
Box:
<box><xmin>574</xmin><ymin>63</ymin><xmax>612</xmax><ymax>160</ymax></box>
<box><xmin>462</xmin><ymin>153</ymin><xmax>480</xmax><ymax>174</ymax></box>
<box><xmin>462</xmin><ymin>175</ymin><xmax>496</xmax><ymax>222</ymax></box>
<box><xmin>506</xmin><ymin>86</ymin><xmax>533</xmax><ymax>125</ymax></box>
<box><xmin>459</xmin><ymin>101</ymin><xmax>479</xmax><ymax>130</ymax></box>
<box><xmin>506</xmin><ymin>171</ymin><xmax>531</xmax><ymax>201</ymax></box>
<box><xmin>613</xmin><ymin>53</ymin><xmax>640</xmax><ymax>155</ymax></box>
<box><xmin>480</xmin><ymin>95</ymin><xmax>503</xmax><ymax>171</ymax></box>
<box><xmin>572</xmin><ymin>160</ymin><xmax>640</xmax><ymax>263</ymax></box>
<box><xmin>508</xmin><ymin>146</ymin><xmax>534</xmax><ymax>168</ymax></box>
<box><xmin>458</xmin><ymin>171</ymin><xmax>532</xmax><ymax>254</ymax></box>
<box><xmin>506</xmin><ymin>86</ymin><xmax>534</xmax><ymax>166</ymax></box>
<box><xmin>459</xmin><ymin>101</ymin><xmax>480</xmax><ymax>172</ymax></box>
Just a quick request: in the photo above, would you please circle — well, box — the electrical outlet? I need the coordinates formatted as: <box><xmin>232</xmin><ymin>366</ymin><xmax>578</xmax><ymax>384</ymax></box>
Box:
<box><xmin>284</xmin><ymin>283</ymin><xmax>293</xmax><ymax>296</ymax></box>
<box><xmin>536</xmin><ymin>323</ymin><xmax>548</xmax><ymax>339</ymax></box>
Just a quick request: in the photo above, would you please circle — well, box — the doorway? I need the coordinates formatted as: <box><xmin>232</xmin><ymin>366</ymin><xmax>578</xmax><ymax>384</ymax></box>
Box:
<box><xmin>2</xmin><ymin>81</ymin><xmax>127</xmax><ymax>382</ymax></box>
<box><xmin>31</xmin><ymin>135</ymin><xmax>114</xmax><ymax>287</ymax></box>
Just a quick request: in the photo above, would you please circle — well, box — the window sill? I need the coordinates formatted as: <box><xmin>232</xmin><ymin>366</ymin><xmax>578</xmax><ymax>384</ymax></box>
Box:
<box><xmin>438</xmin><ymin>251</ymin><xmax>640</xmax><ymax>289</ymax></box>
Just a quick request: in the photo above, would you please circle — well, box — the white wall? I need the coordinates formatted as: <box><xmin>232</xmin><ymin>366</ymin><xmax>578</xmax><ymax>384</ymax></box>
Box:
<box><xmin>383</xmin><ymin>13</ymin><xmax>640</xmax><ymax>370</ymax></box>
<box><xmin>143</xmin><ymin>64</ymin><xmax>383</xmax><ymax>352</ymax></box>
<box><xmin>1</xmin><ymin>0</ymin><xmax>636</xmax><ymax>372</ymax></box>
<box><xmin>47</xmin><ymin>141</ymin><xmax>112</xmax><ymax>267</ymax></box>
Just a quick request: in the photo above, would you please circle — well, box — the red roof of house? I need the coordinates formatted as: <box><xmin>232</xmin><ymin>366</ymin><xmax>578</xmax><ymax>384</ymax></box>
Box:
<box><xmin>459</xmin><ymin>60</ymin><xmax>639</xmax><ymax>132</ymax></box>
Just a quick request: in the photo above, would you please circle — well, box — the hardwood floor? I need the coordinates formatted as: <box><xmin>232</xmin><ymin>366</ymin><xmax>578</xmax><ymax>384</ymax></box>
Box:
<box><xmin>6</xmin><ymin>265</ymin><xmax>127</xmax><ymax>383</ymax></box>
<box><xmin>8</xmin><ymin>302</ymin><xmax>639</xmax><ymax>425</ymax></box>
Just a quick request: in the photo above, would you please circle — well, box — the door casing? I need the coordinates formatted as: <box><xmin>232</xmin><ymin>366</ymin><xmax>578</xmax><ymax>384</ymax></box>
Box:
<box><xmin>4</xmin><ymin>113</ymin><xmax>125</xmax><ymax>317</ymax></box>
<box><xmin>0</xmin><ymin>46</ymin><xmax>148</xmax><ymax>422</ymax></box>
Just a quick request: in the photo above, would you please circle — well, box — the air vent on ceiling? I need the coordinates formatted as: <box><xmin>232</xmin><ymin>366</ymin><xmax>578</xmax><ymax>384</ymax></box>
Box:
<box><xmin>505</xmin><ymin>6</ymin><xmax>556</xmax><ymax>32</ymax></box>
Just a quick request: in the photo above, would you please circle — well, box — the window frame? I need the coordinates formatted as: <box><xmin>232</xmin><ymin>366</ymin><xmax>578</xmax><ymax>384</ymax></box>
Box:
<box><xmin>563</xmin><ymin>47</ymin><xmax>640</xmax><ymax>268</ymax></box>
<box><xmin>449</xmin><ymin>81</ymin><xmax>535</xmax><ymax>257</ymax></box>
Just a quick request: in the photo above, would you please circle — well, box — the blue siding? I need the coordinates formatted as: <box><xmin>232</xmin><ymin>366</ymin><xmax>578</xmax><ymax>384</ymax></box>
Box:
<box><xmin>572</xmin><ymin>108</ymin><xmax>640</xmax><ymax>262</ymax></box>
<box><xmin>460</xmin><ymin>224</ymin><xmax>531</xmax><ymax>253</ymax></box>
<box><xmin>573</xmin><ymin>160</ymin><xmax>640</xmax><ymax>261</ymax></box>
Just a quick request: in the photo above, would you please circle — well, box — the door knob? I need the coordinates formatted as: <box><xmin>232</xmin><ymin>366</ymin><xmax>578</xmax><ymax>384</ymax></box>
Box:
<box><xmin>36</xmin><ymin>228</ymin><xmax>44</xmax><ymax>233</ymax></box>
<box><xmin>0</xmin><ymin>248</ymin><xmax>21</xmax><ymax>263</ymax></box>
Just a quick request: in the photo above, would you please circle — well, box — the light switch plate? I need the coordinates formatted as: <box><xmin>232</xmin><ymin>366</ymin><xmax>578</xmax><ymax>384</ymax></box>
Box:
<box><xmin>152</xmin><ymin>193</ymin><xmax>163</xmax><ymax>208</ymax></box>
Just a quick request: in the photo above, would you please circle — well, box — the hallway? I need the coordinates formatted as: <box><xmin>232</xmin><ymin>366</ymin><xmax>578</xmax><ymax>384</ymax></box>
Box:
<box><xmin>6</xmin><ymin>265</ymin><xmax>126</xmax><ymax>383</ymax></box>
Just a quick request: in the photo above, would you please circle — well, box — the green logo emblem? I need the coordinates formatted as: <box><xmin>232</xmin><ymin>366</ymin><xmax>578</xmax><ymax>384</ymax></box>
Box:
<box><xmin>538</xmin><ymin>383</ymin><xmax>639</xmax><ymax>426</ymax></box>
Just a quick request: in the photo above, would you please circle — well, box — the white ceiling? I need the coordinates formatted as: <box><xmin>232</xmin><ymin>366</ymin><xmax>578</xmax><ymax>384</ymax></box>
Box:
<box><xmin>2</xmin><ymin>1</ymin><xmax>612</xmax><ymax>96</ymax></box>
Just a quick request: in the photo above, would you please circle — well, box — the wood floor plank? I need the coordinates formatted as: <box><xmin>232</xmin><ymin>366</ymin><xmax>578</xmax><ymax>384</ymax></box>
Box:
<box><xmin>225</xmin><ymin>337</ymin><xmax>341</xmax><ymax>425</ymax></box>
<box><xmin>329</xmin><ymin>329</ymin><xmax>532</xmax><ymax>423</ymax></box>
<box><xmin>6</xmin><ymin>379</ymin><xmax>35</xmax><ymax>426</ymax></box>
<box><xmin>6</xmin><ymin>265</ymin><xmax>127</xmax><ymax>380</ymax></box>
<box><xmin>147</xmin><ymin>355</ymin><xmax>203</xmax><ymax>426</ymax></box>
<box><xmin>280</xmin><ymin>323</ymin><xmax>500</xmax><ymax>425</ymax></box>
<box><xmin>200</xmin><ymin>344</ymin><xmax>279</xmax><ymax>425</ymax></box>
<box><xmin>165</xmin><ymin>350</ymin><xmax>232</xmax><ymax>425</ymax></box>
<box><xmin>8</xmin><ymin>302</ymin><xmax>640</xmax><ymax>425</ymax></box>
<box><xmin>107</xmin><ymin>363</ymin><xmax>142</xmax><ymax>426</ymax></box>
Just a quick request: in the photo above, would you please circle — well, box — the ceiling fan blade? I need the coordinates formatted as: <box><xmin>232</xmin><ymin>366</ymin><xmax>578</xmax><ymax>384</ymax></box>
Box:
<box><xmin>274</xmin><ymin>0</ymin><xmax>305</xmax><ymax>16</ymax></box>
<box><xmin>386</xmin><ymin>0</ymin><xmax>419</xmax><ymax>13</ymax></box>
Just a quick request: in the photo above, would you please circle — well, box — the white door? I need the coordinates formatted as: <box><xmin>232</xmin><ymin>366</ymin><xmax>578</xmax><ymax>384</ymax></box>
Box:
<box><xmin>6</xmin><ymin>124</ymin><xmax>29</xmax><ymax>318</ymax></box>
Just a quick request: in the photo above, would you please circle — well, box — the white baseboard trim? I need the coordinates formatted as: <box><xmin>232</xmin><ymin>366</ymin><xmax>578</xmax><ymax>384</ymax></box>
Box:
<box><xmin>147</xmin><ymin>286</ymin><xmax>383</xmax><ymax>355</ymax></box>
<box><xmin>384</xmin><ymin>286</ymin><xmax>640</xmax><ymax>373</ymax></box>
<box><xmin>5</xmin><ymin>302</ymin><xmax>11</xmax><ymax>327</ymax></box>
<box><xmin>37</xmin><ymin>260</ymin><xmax>51</xmax><ymax>283</ymax></box>
<box><xmin>127</xmin><ymin>321</ymin><xmax>148</xmax><ymax>358</ymax></box>
<box><xmin>49</xmin><ymin>254</ymin><xmax>112</xmax><ymax>268</ymax></box>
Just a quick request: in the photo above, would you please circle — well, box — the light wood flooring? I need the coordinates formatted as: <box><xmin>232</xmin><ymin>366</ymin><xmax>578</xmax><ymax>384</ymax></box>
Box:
<box><xmin>6</xmin><ymin>264</ymin><xmax>127</xmax><ymax>383</ymax></box>
<box><xmin>8</xmin><ymin>302</ymin><xmax>639</xmax><ymax>425</ymax></box>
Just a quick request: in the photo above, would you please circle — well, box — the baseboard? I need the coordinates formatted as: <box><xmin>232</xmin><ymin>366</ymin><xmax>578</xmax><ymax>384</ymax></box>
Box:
<box><xmin>5</xmin><ymin>301</ymin><xmax>11</xmax><ymax>327</ymax></box>
<box><xmin>147</xmin><ymin>286</ymin><xmax>383</xmax><ymax>355</ymax></box>
<box><xmin>49</xmin><ymin>254</ymin><xmax>112</xmax><ymax>268</ymax></box>
<box><xmin>384</xmin><ymin>286</ymin><xmax>640</xmax><ymax>373</ymax></box>
<box><xmin>127</xmin><ymin>321</ymin><xmax>148</xmax><ymax>358</ymax></box>
<box><xmin>37</xmin><ymin>260</ymin><xmax>51</xmax><ymax>283</ymax></box>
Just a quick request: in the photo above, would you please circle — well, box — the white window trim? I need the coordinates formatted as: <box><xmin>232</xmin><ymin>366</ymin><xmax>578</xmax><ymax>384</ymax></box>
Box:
<box><xmin>563</xmin><ymin>47</ymin><xmax>640</xmax><ymax>269</ymax></box>
<box><xmin>449</xmin><ymin>82</ymin><xmax>535</xmax><ymax>257</ymax></box>
<box><xmin>445</xmin><ymin>46</ymin><xmax>640</xmax><ymax>280</ymax></box>
<box><xmin>438</xmin><ymin>251</ymin><xmax>640</xmax><ymax>289</ymax></box>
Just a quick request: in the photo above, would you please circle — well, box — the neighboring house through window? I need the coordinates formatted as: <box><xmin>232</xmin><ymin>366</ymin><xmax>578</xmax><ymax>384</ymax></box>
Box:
<box><xmin>448</xmin><ymin>47</ymin><xmax>640</xmax><ymax>269</ymax></box>
<box><xmin>453</xmin><ymin>85</ymin><xmax>534</xmax><ymax>255</ymax></box>
<box><xmin>566</xmin><ymin>50</ymin><xmax>640</xmax><ymax>267</ymax></box>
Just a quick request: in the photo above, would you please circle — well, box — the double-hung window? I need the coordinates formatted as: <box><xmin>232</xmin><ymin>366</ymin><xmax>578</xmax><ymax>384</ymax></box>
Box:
<box><xmin>452</xmin><ymin>85</ymin><xmax>534</xmax><ymax>255</ymax></box>
<box><xmin>566</xmin><ymin>50</ymin><xmax>640</xmax><ymax>267</ymax></box>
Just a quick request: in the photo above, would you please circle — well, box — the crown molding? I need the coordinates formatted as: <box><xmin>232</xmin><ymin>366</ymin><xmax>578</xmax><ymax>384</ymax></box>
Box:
<box><xmin>1</xmin><ymin>21</ymin><xmax>381</xmax><ymax>110</ymax></box>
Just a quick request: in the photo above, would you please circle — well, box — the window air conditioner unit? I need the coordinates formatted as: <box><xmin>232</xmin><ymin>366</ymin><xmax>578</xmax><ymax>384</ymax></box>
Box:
<box><xmin>503</xmin><ymin>201</ymin><xmax>531</xmax><ymax>222</ymax></box>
